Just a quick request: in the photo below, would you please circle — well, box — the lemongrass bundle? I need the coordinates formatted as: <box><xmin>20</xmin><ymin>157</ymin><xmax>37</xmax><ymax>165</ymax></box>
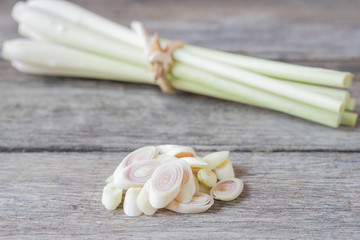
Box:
<box><xmin>101</xmin><ymin>145</ymin><xmax>244</xmax><ymax>216</ymax></box>
<box><xmin>2</xmin><ymin>0</ymin><xmax>357</xmax><ymax>128</ymax></box>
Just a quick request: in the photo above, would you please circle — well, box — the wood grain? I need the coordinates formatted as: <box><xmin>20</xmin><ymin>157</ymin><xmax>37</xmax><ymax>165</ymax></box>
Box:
<box><xmin>0</xmin><ymin>152</ymin><xmax>359</xmax><ymax>239</ymax></box>
<box><xmin>0</xmin><ymin>0</ymin><xmax>360</xmax><ymax>239</ymax></box>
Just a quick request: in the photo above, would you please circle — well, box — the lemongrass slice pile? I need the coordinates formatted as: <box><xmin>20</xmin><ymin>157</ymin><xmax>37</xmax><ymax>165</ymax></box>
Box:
<box><xmin>101</xmin><ymin>145</ymin><xmax>244</xmax><ymax>216</ymax></box>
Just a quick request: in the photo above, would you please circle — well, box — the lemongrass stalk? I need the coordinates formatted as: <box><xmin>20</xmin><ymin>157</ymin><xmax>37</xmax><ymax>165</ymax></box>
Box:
<box><xmin>213</xmin><ymin>159</ymin><xmax>235</xmax><ymax>180</ymax></box>
<box><xmin>165</xmin><ymin>192</ymin><xmax>214</xmax><ymax>214</ymax></box>
<box><xmin>202</xmin><ymin>151</ymin><xmax>229</xmax><ymax>170</ymax></box>
<box><xmin>346</xmin><ymin>98</ymin><xmax>356</xmax><ymax>111</ymax></box>
<box><xmin>197</xmin><ymin>168</ymin><xmax>217</xmax><ymax>188</ymax></box>
<box><xmin>124</xmin><ymin>187</ymin><xmax>143</xmax><ymax>216</ymax></box>
<box><xmin>101</xmin><ymin>182</ymin><xmax>123</xmax><ymax>210</ymax></box>
<box><xmin>3</xmin><ymin>39</ymin><xmax>153</xmax><ymax>83</ymax></box>
<box><xmin>341</xmin><ymin>112</ymin><xmax>358</xmax><ymax>127</ymax></box>
<box><xmin>13</xmin><ymin>3</ymin><xmax>147</xmax><ymax>67</ymax></box>
<box><xmin>10</xmin><ymin>56</ymin><xmax>342</xmax><ymax>128</ymax></box>
<box><xmin>184</xmin><ymin>45</ymin><xmax>353</xmax><ymax>88</ymax></box>
<box><xmin>173</xmin><ymin>50</ymin><xmax>344</xmax><ymax>113</ymax></box>
<box><xmin>137</xmin><ymin>181</ymin><xmax>157</xmax><ymax>215</ymax></box>
<box><xmin>170</xmin><ymin>65</ymin><xmax>342</xmax><ymax>128</ymax></box>
<box><xmin>28</xmin><ymin>0</ymin><xmax>353</xmax><ymax>88</ymax></box>
<box><xmin>15</xmin><ymin>1</ymin><xmax>345</xmax><ymax>113</ymax></box>
<box><xmin>18</xmin><ymin>23</ymin><xmax>47</xmax><ymax>41</ymax></box>
<box><xmin>210</xmin><ymin>178</ymin><xmax>243</xmax><ymax>201</ymax></box>
<box><xmin>113</xmin><ymin>160</ymin><xmax>161</xmax><ymax>189</ymax></box>
<box><xmin>283</xmin><ymin>81</ymin><xmax>349</xmax><ymax>104</ymax></box>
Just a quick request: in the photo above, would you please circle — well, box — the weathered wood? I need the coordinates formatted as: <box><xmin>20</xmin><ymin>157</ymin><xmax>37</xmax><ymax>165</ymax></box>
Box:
<box><xmin>0</xmin><ymin>152</ymin><xmax>359</xmax><ymax>239</ymax></box>
<box><xmin>1</xmin><ymin>0</ymin><xmax>360</xmax><ymax>60</ymax></box>
<box><xmin>0</xmin><ymin>59</ymin><xmax>359</xmax><ymax>152</ymax></box>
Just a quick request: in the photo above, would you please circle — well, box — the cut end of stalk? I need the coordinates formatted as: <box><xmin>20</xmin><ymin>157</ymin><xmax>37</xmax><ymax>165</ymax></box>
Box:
<box><xmin>346</xmin><ymin>98</ymin><xmax>356</xmax><ymax>111</ymax></box>
<box><xmin>341</xmin><ymin>111</ymin><xmax>358</xmax><ymax>127</ymax></box>
<box><xmin>343</xmin><ymin>73</ymin><xmax>354</xmax><ymax>88</ymax></box>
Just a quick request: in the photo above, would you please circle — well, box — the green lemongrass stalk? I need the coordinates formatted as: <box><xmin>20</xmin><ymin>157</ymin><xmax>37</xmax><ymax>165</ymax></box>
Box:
<box><xmin>170</xmin><ymin>64</ymin><xmax>341</xmax><ymax>128</ymax></box>
<box><xmin>183</xmin><ymin>45</ymin><xmax>353</xmax><ymax>88</ymax></box>
<box><xmin>341</xmin><ymin>112</ymin><xmax>358</xmax><ymax>127</ymax></box>
<box><xmin>25</xmin><ymin>0</ymin><xmax>353</xmax><ymax>88</ymax></box>
<box><xmin>346</xmin><ymin>98</ymin><xmax>356</xmax><ymax>111</ymax></box>
<box><xmin>3</xmin><ymin>39</ymin><xmax>341</xmax><ymax>127</ymax></box>
<box><xmin>14</xmin><ymin>1</ymin><xmax>345</xmax><ymax>113</ymax></box>
<box><xmin>282</xmin><ymin>81</ymin><xmax>349</xmax><ymax>103</ymax></box>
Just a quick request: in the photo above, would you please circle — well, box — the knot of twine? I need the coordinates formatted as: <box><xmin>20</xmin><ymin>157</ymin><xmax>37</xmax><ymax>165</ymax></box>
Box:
<box><xmin>131</xmin><ymin>21</ymin><xmax>185</xmax><ymax>93</ymax></box>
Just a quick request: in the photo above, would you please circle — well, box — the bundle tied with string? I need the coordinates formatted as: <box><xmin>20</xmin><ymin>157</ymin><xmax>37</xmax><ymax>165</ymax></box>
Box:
<box><xmin>2</xmin><ymin>0</ymin><xmax>358</xmax><ymax>127</ymax></box>
<box><xmin>131</xmin><ymin>21</ymin><xmax>184</xmax><ymax>94</ymax></box>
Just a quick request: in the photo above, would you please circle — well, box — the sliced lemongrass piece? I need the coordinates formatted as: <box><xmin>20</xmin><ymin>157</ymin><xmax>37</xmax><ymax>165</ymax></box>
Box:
<box><xmin>198</xmin><ymin>183</ymin><xmax>211</xmax><ymax>195</ymax></box>
<box><xmin>175</xmin><ymin>160</ymin><xmax>196</xmax><ymax>203</ymax></box>
<box><xmin>105</xmin><ymin>174</ymin><xmax>114</xmax><ymax>183</ymax></box>
<box><xmin>197</xmin><ymin>168</ymin><xmax>217</xmax><ymax>188</ymax></box>
<box><xmin>155</xmin><ymin>154</ymin><xmax>178</xmax><ymax>163</ymax></box>
<box><xmin>101</xmin><ymin>182</ymin><xmax>123</xmax><ymax>210</ymax></box>
<box><xmin>166</xmin><ymin>192</ymin><xmax>214</xmax><ymax>214</ymax></box>
<box><xmin>136</xmin><ymin>181</ymin><xmax>157</xmax><ymax>215</ymax></box>
<box><xmin>181</xmin><ymin>157</ymin><xmax>208</xmax><ymax>168</ymax></box>
<box><xmin>346</xmin><ymin>98</ymin><xmax>356</xmax><ymax>111</ymax></box>
<box><xmin>341</xmin><ymin>112</ymin><xmax>358</xmax><ymax>127</ymax></box>
<box><xmin>113</xmin><ymin>160</ymin><xmax>161</xmax><ymax>189</ymax></box>
<box><xmin>123</xmin><ymin>187</ymin><xmax>143</xmax><ymax>216</ymax></box>
<box><xmin>214</xmin><ymin>159</ymin><xmax>235</xmax><ymax>180</ymax></box>
<box><xmin>210</xmin><ymin>178</ymin><xmax>244</xmax><ymax>201</ymax></box>
<box><xmin>166</xmin><ymin>146</ymin><xmax>196</xmax><ymax>158</ymax></box>
<box><xmin>157</xmin><ymin>144</ymin><xmax>184</xmax><ymax>154</ymax></box>
<box><xmin>149</xmin><ymin>161</ymin><xmax>184</xmax><ymax>208</ymax></box>
<box><xmin>202</xmin><ymin>151</ymin><xmax>230</xmax><ymax>170</ymax></box>
<box><xmin>113</xmin><ymin>146</ymin><xmax>158</xmax><ymax>178</ymax></box>
<box><xmin>193</xmin><ymin>174</ymin><xmax>200</xmax><ymax>192</ymax></box>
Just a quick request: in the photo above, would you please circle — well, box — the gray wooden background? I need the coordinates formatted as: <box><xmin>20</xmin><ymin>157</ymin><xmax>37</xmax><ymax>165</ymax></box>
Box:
<box><xmin>0</xmin><ymin>0</ymin><xmax>359</xmax><ymax>239</ymax></box>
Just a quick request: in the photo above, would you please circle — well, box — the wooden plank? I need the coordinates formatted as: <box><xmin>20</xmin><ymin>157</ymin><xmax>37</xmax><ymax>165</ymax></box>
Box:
<box><xmin>0</xmin><ymin>152</ymin><xmax>359</xmax><ymax>239</ymax></box>
<box><xmin>1</xmin><ymin>0</ymin><xmax>360</xmax><ymax>59</ymax></box>
<box><xmin>0</xmin><ymin>59</ymin><xmax>359</xmax><ymax>152</ymax></box>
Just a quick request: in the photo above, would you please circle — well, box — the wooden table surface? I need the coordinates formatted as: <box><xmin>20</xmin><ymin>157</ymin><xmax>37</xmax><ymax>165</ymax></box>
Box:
<box><xmin>1</xmin><ymin>0</ymin><xmax>360</xmax><ymax>239</ymax></box>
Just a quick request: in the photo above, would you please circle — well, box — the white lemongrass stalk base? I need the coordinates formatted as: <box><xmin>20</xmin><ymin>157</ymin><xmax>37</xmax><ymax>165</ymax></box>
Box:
<box><xmin>124</xmin><ymin>187</ymin><xmax>143</xmax><ymax>216</ymax></box>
